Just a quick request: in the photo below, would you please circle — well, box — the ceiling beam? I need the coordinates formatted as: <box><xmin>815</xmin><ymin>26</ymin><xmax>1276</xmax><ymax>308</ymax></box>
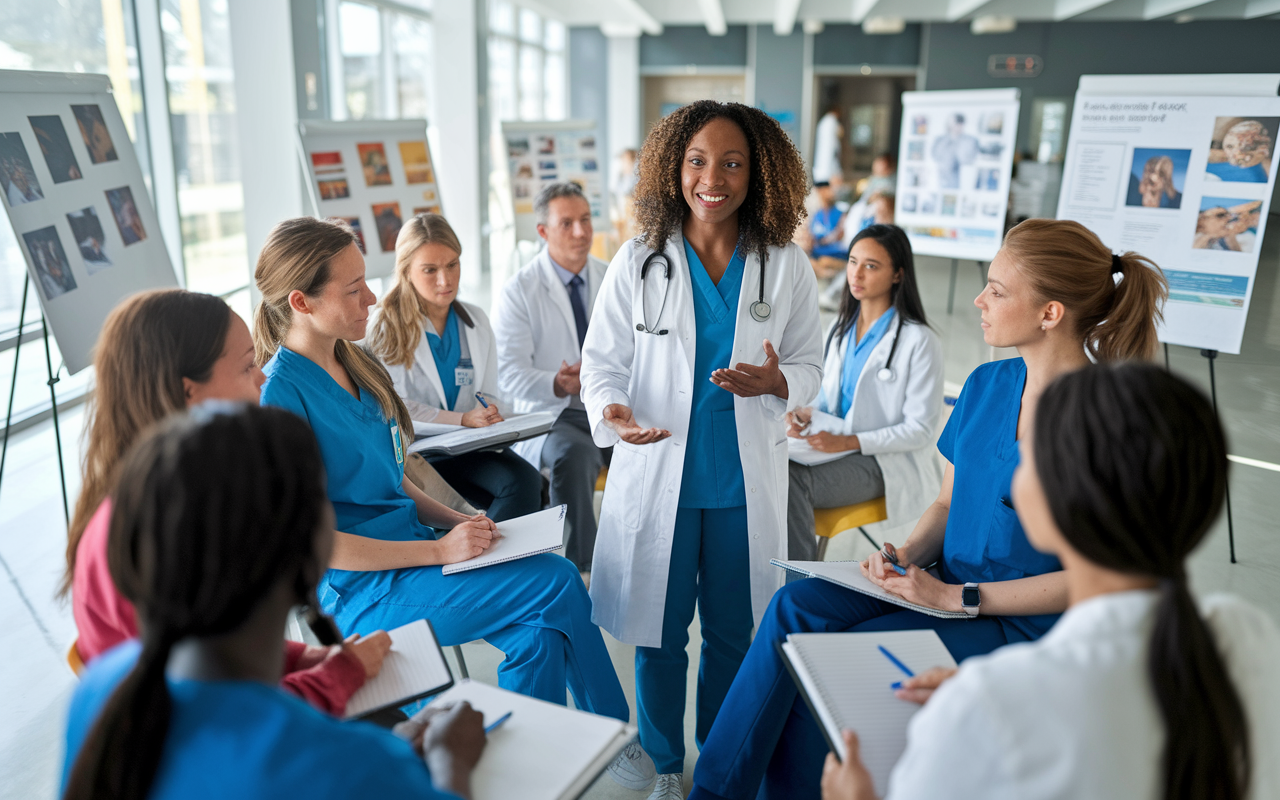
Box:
<box><xmin>851</xmin><ymin>0</ymin><xmax>884</xmax><ymax>24</ymax></box>
<box><xmin>775</xmin><ymin>0</ymin><xmax>803</xmax><ymax>34</ymax></box>
<box><xmin>1055</xmin><ymin>0</ymin><xmax>1119</xmax><ymax>18</ymax></box>
<box><xmin>1245</xmin><ymin>0</ymin><xmax>1280</xmax><ymax>15</ymax></box>
<box><xmin>1143</xmin><ymin>0</ymin><xmax>1210</xmax><ymax>17</ymax></box>
<box><xmin>948</xmin><ymin>0</ymin><xmax>995</xmax><ymax>19</ymax></box>
<box><xmin>612</xmin><ymin>0</ymin><xmax>663</xmax><ymax>35</ymax></box>
<box><xmin>696</xmin><ymin>0</ymin><xmax>728</xmax><ymax>35</ymax></box>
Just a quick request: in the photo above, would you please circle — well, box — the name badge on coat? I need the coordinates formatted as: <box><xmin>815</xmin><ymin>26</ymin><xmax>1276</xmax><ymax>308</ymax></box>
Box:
<box><xmin>390</xmin><ymin>420</ymin><xmax>404</xmax><ymax>465</ymax></box>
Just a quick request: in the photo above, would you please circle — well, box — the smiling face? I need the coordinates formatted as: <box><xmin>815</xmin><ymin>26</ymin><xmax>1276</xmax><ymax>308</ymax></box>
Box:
<box><xmin>681</xmin><ymin>116</ymin><xmax>751</xmax><ymax>228</ymax></box>
<box><xmin>185</xmin><ymin>311</ymin><xmax>265</xmax><ymax>406</ymax></box>
<box><xmin>846</xmin><ymin>237</ymin><xmax>899</xmax><ymax>305</ymax></box>
<box><xmin>974</xmin><ymin>250</ymin><xmax>1052</xmax><ymax>348</ymax></box>
<box><xmin>295</xmin><ymin>242</ymin><xmax>377</xmax><ymax>342</ymax></box>
<box><xmin>406</xmin><ymin>241</ymin><xmax>461</xmax><ymax>315</ymax></box>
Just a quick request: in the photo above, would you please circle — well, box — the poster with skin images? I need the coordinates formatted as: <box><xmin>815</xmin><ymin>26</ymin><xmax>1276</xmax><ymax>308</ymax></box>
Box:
<box><xmin>296</xmin><ymin>119</ymin><xmax>444</xmax><ymax>279</ymax></box>
<box><xmin>1057</xmin><ymin>74</ymin><xmax>1280</xmax><ymax>354</ymax></box>
<box><xmin>0</xmin><ymin>69</ymin><xmax>177</xmax><ymax>374</ymax></box>
<box><xmin>501</xmin><ymin>119</ymin><xmax>604</xmax><ymax>242</ymax></box>
<box><xmin>894</xmin><ymin>88</ymin><xmax>1020</xmax><ymax>262</ymax></box>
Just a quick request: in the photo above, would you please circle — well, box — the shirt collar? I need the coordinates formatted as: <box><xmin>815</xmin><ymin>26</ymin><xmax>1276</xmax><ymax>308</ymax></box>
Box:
<box><xmin>547</xmin><ymin>253</ymin><xmax>586</xmax><ymax>287</ymax></box>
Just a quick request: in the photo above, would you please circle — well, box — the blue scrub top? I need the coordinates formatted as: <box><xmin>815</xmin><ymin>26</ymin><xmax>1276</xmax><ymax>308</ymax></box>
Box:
<box><xmin>836</xmin><ymin>308</ymin><xmax>895</xmax><ymax>418</ymax></box>
<box><xmin>810</xmin><ymin>207</ymin><xmax>847</xmax><ymax>259</ymax></box>
<box><xmin>936</xmin><ymin>357</ymin><xmax>1062</xmax><ymax>641</ymax></box>
<box><xmin>1206</xmin><ymin>161</ymin><xmax>1267</xmax><ymax>183</ymax></box>
<box><xmin>679</xmin><ymin>239</ymin><xmax>747</xmax><ymax>509</ymax></box>
<box><xmin>62</xmin><ymin>641</ymin><xmax>447</xmax><ymax>800</ymax></box>
<box><xmin>425</xmin><ymin>308</ymin><xmax>462</xmax><ymax>411</ymax></box>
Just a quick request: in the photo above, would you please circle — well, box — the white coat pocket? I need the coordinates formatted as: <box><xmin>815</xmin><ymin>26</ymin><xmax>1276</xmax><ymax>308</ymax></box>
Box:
<box><xmin>601</xmin><ymin>443</ymin><xmax>648</xmax><ymax>531</ymax></box>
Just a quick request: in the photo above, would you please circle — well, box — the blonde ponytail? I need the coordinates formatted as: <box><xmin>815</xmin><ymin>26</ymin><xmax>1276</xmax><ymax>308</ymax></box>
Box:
<box><xmin>1002</xmin><ymin>219</ymin><xmax>1169</xmax><ymax>361</ymax></box>
<box><xmin>254</xmin><ymin>217</ymin><xmax>413</xmax><ymax>434</ymax></box>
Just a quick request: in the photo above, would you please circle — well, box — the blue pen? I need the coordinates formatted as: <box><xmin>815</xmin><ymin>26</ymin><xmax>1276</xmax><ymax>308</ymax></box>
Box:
<box><xmin>880</xmin><ymin>543</ymin><xmax>907</xmax><ymax>576</ymax></box>
<box><xmin>474</xmin><ymin>392</ymin><xmax>490</xmax><ymax>409</ymax></box>
<box><xmin>485</xmin><ymin>711</ymin><xmax>512</xmax><ymax>734</ymax></box>
<box><xmin>879</xmin><ymin>645</ymin><xmax>914</xmax><ymax>690</ymax></box>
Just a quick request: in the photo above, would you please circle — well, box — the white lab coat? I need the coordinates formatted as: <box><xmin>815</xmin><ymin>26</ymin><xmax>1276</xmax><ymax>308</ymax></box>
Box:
<box><xmin>580</xmin><ymin>233</ymin><xmax>823</xmax><ymax>647</ymax></box>
<box><xmin>816</xmin><ymin>317</ymin><xmax>944</xmax><ymax>527</ymax></box>
<box><xmin>373</xmin><ymin>300</ymin><xmax>502</xmax><ymax>421</ymax></box>
<box><xmin>813</xmin><ymin>111</ymin><xmax>842</xmax><ymax>183</ymax></box>
<box><xmin>491</xmin><ymin>249</ymin><xmax>609</xmax><ymax>465</ymax></box>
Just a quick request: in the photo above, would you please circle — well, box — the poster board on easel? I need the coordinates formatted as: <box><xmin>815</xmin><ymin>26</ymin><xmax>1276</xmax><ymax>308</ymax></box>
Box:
<box><xmin>0</xmin><ymin>69</ymin><xmax>178</xmax><ymax>374</ymax></box>
<box><xmin>296</xmin><ymin>119</ymin><xmax>444</xmax><ymax>280</ymax></box>
<box><xmin>500</xmin><ymin>119</ymin><xmax>604</xmax><ymax>243</ymax></box>
<box><xmin>1056</xmin><ymin>74</ymin><xmax>1280</xmax><ymax>355</ymax></box>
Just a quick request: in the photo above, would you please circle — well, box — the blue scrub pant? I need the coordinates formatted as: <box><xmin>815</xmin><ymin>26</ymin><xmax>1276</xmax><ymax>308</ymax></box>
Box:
<box><xmin>427</xmin><ymin>448</ymin><xmax>542</xmax><ymax>522</ymax></box>
<box><xmin>688</xmin><ymin>577</ymin><xmax>1014</xmax><ymax>800</ymax></box>
<box><xmin>321</xmin><ymin>553</ymin><xmax>629</xmax><ymax>722</ymax></box>
<box><xmin>636</xmin><ymin>506</ymin><xmax>754</xmax><ymax>775</ymax></box>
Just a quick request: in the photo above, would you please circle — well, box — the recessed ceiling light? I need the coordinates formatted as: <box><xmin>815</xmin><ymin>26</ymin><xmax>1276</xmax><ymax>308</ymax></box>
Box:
<box><xmin>863</xmin><ymin>16</ymin><xmax>906</xmax><ymax>35</ymax></box>
<box><xmin>1174</xmin><ymin>13</ymin><xmax>1194</xmax><ymax>22</ymax></box>
<box><xmin>971</xmin><ymin>15</ymin><xmax>1017</xmax><ymax>34</ymax></box>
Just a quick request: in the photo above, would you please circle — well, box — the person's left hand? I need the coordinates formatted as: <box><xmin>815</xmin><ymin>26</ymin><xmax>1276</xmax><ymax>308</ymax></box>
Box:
<box><xmin>821</xmin><ymin>730</ymin><xmax>878</xmax><ymax>800</ymax></box>
<box><xmin>711</xmin><ymin>339</ymin><xmax>789</xmax><ymax>399</ymax></box>
<box><xmin>876</xmin><ymin>565</ymin><xmax>961</xmax><ymax>612</ymax></box>
<box><xmin>804</xmin><ymin>431</ymin><xmax>858</xmax><ymax>453</ymax></box>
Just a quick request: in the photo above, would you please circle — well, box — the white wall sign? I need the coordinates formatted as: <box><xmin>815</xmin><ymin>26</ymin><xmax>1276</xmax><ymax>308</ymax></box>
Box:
<box><xmin>501</xmin><ymin>119</ymin><xmax>604</xmax><ymax>243</ymax></box>
<box><xmin>894</xmin><ymin>88</ymin><xmax>1020</xmax><ymax>262</ymax></box>
<box><xmin>1057</xmin><ymin>74</ymin><xmax>1280</xmax><ymax>355</ymax></box>
<box><xmin>0</xmin><ymin>70</ymin><xmax>178</xmax><ymax>374</ymax></box>
<box><xmin>297</xmin><ymin>119</ymin><xmax>443</xmax><ymax>280</ymax></box>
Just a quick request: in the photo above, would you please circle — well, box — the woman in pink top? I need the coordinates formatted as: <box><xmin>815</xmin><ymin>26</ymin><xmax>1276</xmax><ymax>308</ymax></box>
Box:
<box><xmin>66</xmin><ymin>289</ymin><xmax>390</xmax><ymax>716</ymax></box>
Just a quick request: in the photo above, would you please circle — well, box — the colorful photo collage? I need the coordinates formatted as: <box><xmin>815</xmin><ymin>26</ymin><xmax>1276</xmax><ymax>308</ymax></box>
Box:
<box><xmin>506</xmin><ymin>132</ymin><xmax>601</xmax><ymax>216</ymax></box>
<box><xmin>308</xmin><ymin>140</ymin><xmax>441</xmax><ymax>254</ymax></box>
<box><xmin>1</xmin><ymin>106</ymin><xmax>141</xmax><ymax>302</ymax></box>
<box><xmin>900</xmin><ymin>109</ymin><xmax>1007</xmax><ymax>222</ymax></box>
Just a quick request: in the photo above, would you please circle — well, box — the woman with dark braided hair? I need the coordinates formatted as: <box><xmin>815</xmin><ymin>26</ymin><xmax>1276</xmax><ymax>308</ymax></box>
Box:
<box><xmin>823</xmin><ymin>363</ymin><xmax>1279</xmax><ymax>800</ymax></box>
<box><xmin>580</xmin><ymin>100</ymin><xmax>822</xmax><ymax>798</ymax></box>
<box><xmin>60</xmin><ymin>404</ymin><xmax>486</xmax><ymax>800</ymax></box>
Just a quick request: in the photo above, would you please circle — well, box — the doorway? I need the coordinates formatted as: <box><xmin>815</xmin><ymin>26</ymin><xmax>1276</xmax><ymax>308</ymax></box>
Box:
<box><xmin>812</xmin><ymin>73</ymin><xmax>916</xmax><ymax>190</ymax></box>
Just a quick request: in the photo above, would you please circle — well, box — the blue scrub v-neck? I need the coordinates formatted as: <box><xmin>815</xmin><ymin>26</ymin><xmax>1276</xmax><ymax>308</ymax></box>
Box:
<box><xmin>425</xmin><ymin>307</ymin><xmax>462</xmax><ymax>410</ymax></box>
<box><xmin>836</xmin><ymin>307</ymin><xmax>895</xmax><ymax>417</ymax></box>
<box><xmin>679</xmin><ymin>239</ymin><xmax>747</xmax><ymax>508</ymax></box>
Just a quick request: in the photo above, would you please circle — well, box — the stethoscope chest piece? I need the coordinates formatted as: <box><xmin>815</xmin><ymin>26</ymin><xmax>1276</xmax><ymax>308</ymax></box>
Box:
<box><xmin>749</xmin><ymin>300</ymin><xmax>772</xmax><ymax>322</ymax></box>
<box><xmin>876</xmin><ymin>367</ymin><xmax>894</xmax><ymax>382</ymax></box>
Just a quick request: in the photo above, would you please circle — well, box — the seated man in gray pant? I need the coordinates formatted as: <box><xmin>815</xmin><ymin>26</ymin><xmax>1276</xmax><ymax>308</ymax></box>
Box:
<box><xmin>493</xmin><ymin>183</ymin><xmax>611</xmax><ymax>573</ymax></box>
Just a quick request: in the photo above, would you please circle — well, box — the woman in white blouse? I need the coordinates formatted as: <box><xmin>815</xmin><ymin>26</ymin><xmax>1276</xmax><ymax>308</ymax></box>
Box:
<box><xmin>824</xmin><ymin>361</ymin><xmax>1279</xmax><ymax>800</ymax></box>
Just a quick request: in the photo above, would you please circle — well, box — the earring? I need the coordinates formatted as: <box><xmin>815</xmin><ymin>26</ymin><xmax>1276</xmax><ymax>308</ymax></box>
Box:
<box><xmin>1040</xmin><ymin>323</ymin><xmax>1047</xmax><ymax>331</ymax></box>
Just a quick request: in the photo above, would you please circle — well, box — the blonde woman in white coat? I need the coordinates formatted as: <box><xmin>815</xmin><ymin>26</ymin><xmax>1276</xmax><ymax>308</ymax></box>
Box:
<box><xmin>367</xmin><ymin>214</ymin><xmax>541</xmax><ymax>522</ymax></box>
<box><xmin>786</xmin><ymin>224</ymin><xmax>944</xmax><ymax>560</ymax></box>
<box><xmin>580</xmin><ymin>102</ymin><xmax>821</xmax><ymax>799</ymax></box>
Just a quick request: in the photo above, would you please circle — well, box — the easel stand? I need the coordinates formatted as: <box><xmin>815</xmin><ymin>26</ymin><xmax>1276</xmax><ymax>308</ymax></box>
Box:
<box><xmin>1199</xmin><ymin>349</ymin><xmax>1236</xmax><ymax>564</ymax></box>
<box><xmin>0</xmin><ymin>273</ymin><xmax>70</xmax><ymax>525</ymax></box>
<box><xmin>947</xmin><ymin>259</ymin><xmax>988</xmax><ymax>314</ymax></box>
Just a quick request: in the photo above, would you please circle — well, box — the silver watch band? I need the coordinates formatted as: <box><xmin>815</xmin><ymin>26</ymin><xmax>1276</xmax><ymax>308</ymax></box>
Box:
<box><xmin>962</xmin><ymin>582</ymin><xmax>981</xmax><ymax>617</ymax></box>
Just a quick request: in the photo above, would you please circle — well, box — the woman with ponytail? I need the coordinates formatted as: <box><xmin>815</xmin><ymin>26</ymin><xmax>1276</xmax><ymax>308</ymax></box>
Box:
<box><xmin>254</xmin><ymin>217</ymin><xmax>642</xmax><ymax>779</ymax></box>
<box><xmin>691</xmin><ymin>218</ymin><xmax>1169</xmax><ymax>800</ymax></box>
<box><xmin>61</xmin><ymin>405</ymin><xmax>486</xmax><ymax>800</ymax></box>
<box><xmin>823</xmin><ymin>362</ymin><xmax>1279</xmax><ymax>800</ymax></box>
<box><xmin>67</xmin><ymin>289</ymin><xmax>388</xmax><ymax>716</ymax></box>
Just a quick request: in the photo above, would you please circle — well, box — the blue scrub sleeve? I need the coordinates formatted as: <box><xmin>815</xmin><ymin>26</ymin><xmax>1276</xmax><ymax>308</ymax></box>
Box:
<box><xmin>260</xmin><ymin>374</ymin><xmax>310</xmax><ymax>424</ymax></box>
<box><xmin>936</xmin><ymin>377</ymin><xmax>970</xmax><ymax>465</ymax></box>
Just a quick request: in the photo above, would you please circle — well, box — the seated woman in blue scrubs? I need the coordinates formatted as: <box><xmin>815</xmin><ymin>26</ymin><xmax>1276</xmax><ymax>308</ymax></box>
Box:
<box><xmin>688</xmin><ymin>218</ymin><xmax>1170</xmax><ymax>800</ymax></box>
<box><xmin>785</xmin><ymin>224</ymin><xmax>944</xmax><ymax>561</ymax></box>
<box><xmin>367</xmin><ymin>213</ymin><xmax>541</xmax><ymax>522</ymax></box>
<box><xmin>253</xmin><ymin>217</ymin><xmax>637</xmax><ymax>751</ymax></box>
<box><xmin>62</xmin><ymin>404</ymin><xmax>485</xmax><ymax>800</ymax></box>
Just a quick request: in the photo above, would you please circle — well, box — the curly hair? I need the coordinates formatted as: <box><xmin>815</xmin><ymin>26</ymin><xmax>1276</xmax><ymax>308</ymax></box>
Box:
<box><xmin>634</xmin><ymin>100</ymin><xmax>809</xmax><ymax>265</ymax></box>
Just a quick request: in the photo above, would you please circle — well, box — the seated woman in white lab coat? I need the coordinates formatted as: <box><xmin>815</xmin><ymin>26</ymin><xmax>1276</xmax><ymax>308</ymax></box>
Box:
<box><xmin>785</xmin><ymin>224</ymin><xmax>943</xmax><ymax>560</ymax></box>
<box><xmin>367</xmin><ymin>213</ymin><xmax>542</xmax><ymax>521</ymax></box>
<box><xmin>823</xmin><ymin>362</ymin><xmax>1280</xmax><ymax>800</ymax></box>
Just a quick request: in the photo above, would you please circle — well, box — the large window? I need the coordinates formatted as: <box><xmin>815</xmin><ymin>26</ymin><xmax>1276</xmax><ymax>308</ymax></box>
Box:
<box><xmin>488</xmin><ymin>1</ymin><xmax>565</xmax><ymax>124</ymax></box>
<box><xmin>331</xmin><ymin>0</ymin><xmax>434</xmax><ymax>122</ymax></box>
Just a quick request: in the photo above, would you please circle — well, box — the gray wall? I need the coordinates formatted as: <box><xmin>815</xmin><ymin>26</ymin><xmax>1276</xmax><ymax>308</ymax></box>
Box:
<box><xmin>291</xmin><ymin>0</ymin><xmax>328</xmax><ymax>119</ymax></box>
<box><xmin>569</xmin><ymin>25</ymin><xmax>609</xmax><ymax>181</ymax></box>
<box><xmin>752</xmin><ymin>26</ymin><xmax>805</xmax><ymax>143</ymax></box>
<box><xmin>640</xmin><ymin>25</ymin><xmax>749</xmax><ymax>67</ymax></box>
<box><xmin>814</xmin><ymin>23</ymin><xmax>921</xmax><ymax>67</ymax></box>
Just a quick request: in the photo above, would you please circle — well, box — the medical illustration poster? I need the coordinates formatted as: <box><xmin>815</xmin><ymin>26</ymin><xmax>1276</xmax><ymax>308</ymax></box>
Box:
<box><xmin>0</xmin><ymin>69</ymin><xmax>178</xmax><ymax>374</ymax></box>
<box><xmin>895</xmin><ymin>88</ymin><xmax>1020</xmax><ymax>261</ymax></box>
<box><xmin>501</xmin><ymin>119</ymin><xmax>604</xmax><ymax>242</ymax></box>
<box><xmin>297</xmin><ymin>119</ymin><xmax>444</xmax><ymax>279</ymax></box>
<box><xmin>1057</xmin><ymin>74</ymin><xmax>1280</xmax><ymax>354</ymax></box>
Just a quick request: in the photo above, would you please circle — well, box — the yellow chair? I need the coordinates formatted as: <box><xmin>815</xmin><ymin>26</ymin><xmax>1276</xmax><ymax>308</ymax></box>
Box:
<box><xmin>594</xmin><ymin>466</ymin><xmax>608</xmax><ymax>493</ymax></box>
<box><xmin>66</xmin><ymin>638</ymin><xmax>85</xmax><ymax>677</ymax></box>
<box><xmin>813</xmin><ymin>497</ymin><xmax>888</xmax><ymax>560</ymax></box>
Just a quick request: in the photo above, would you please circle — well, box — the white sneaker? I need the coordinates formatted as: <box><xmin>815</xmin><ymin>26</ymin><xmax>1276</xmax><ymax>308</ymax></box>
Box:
<box><xmin>646</xmin><ymin>773</ymin><xmax>684</xmax><ymax>800</ymax></box>
<box><xmin>607</xmin><ymin>740</ymin><xmax>656</xmax><ymax>790</ymax></box>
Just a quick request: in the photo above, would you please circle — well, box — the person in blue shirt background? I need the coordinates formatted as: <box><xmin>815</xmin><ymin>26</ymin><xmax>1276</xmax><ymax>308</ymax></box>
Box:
<box><xmin>1206</xmin><ymin>119</ymin><xmax>1272</xmax><ymax>183</ymax></box>
<box><xmin>61</xmin><ymin>403</ymin><xmax>485</xmax><ymax>800</ymax></box>
<box><xmin>688</xmin><ymin>218</ymin><xmax>1169</xmax><ymax>800</ymax></box>
<box><xmin>806</xmin><ymin>180</ymin><xmax>848</xmax><ymax>281</ymax></box>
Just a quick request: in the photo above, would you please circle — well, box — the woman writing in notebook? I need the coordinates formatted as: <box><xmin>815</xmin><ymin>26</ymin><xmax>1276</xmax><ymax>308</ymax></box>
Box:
<box><xmin>688</xmin><ymin>218</ymin><xmax>1168</xmax><ymax>800</ymax></box>
<box><xmin>61</xmin><ymin>404</ymin><xmax>487</xmax><ymax>800</ymax></box>
<box><xmin>367</xmin><ymin>213</ymin><xmax>541</xmax><ymax>522</ymax></box>
<box><xmin>823</xmin><ymin>363</ymin><xmax>1280</xmax><ymax>800</ymax></box>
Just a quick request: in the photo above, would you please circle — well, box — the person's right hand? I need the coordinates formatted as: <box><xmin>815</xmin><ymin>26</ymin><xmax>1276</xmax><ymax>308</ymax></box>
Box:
<box><xmin>603</xmin><ymin>404</ymin><xmax>670</xmax><ymax>445</ymax></box>
<box><xmin>553</xmin><ymin>360</ymin><xmax>582</xmax><ymax>398</ymax></box>
<box><xmin>342</xmin><ymin>630</ymin><xmax>392</xmax><ymax>679</ymax></box>
<box><xmin>860</xmin><ymin>543</ymin><xmax>907</xmax><ymax>587</ymax></box>
<box><xmin>892</xmin><ymin>666</ymin><xmax>958</xmax><ymax>705</ymax></box>
<box><xmin>437</xmin><ymin>514</ymin><xmax>500</xmax><ymax>563</ymax></box>
<box><xmin>461</xmin><ymin>402</ymin><xmax>502</xmax><ymax>428</ymax></box>
<box><xmin>786</xmin><ymin>407</ymin><xmax>813</xmax><ymax>438</ymax></box>
<box><xmin>420</xmin><ymin>702</ymin><xmax>487</xmax><ymax>800</ymax></box>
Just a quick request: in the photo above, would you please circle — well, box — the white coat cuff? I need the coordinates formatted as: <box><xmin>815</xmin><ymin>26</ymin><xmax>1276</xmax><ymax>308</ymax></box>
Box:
<box><xmin>587</xmin><ymin>390</ymin><xmax>630</xmax><ymax>447</ymax></box>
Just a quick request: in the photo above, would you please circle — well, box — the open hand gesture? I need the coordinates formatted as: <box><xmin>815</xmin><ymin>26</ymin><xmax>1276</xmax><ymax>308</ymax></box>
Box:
<box><xmin>711</xmin><ymin>339</ymin><xmax>789</xmax><ymax>399</ymax></box>
<box><xmin>603</xmin><ymin>404</ymin><xmax>670</xmax><ymax>445</ymax></box>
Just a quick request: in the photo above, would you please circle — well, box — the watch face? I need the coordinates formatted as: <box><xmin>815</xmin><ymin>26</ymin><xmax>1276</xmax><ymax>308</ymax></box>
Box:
<box><xmin>962</xmin><ymin>585</ymin><xmax>980</xmax><ymax>607</ymax></box>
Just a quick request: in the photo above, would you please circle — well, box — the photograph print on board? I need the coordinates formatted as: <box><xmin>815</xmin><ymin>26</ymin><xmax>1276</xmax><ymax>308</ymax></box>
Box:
<box><xmin>29</xmin><ymin>115</ymin><xmax>82</xmax><ymax>183</ymax></box>
<box><xmin>1193</xmin><ymin>196</ymin><xmax>1263</xmax><ymax>253</ymax></box>
<box><xmin>310</xmin><ymin>150</ymin><xmax>344</xmax><ymax>174</ymax></box>
<box><xmin>399</xmin><ymin>141</ymin><xmax>434</xmax><ymax>184</ymax></box>
<box><xmin>332</xmin><ymin>216</ymin><xmax>366</xmax><ymax>253</ymax></box>
<box><xmin>1206</xmin><ymin>116</ymin><xmax>1277</xmax><ymax>184</ymax></box>
<box><xmin>71</xmin><ymin>104</ymin><xmax>119</xmax><ymax>164</ymax></box>
<box><xmin>0</xmin><ymin>131</ymin><xmax>44</xmax><ymax>206</ymax></box>
<box><xmin>372</xmin><ymin>201</ymin><xmax>403</xmax><ymax>252</ymax></box>
<box><xmin>357</xmin><ymin>142</ymin><xmax>393</xmax><ymax>187</ymax></box>
<box><xmin>318</xmin><ymin>179</ymin><xmax>350</xmax><ymax>200</ymax></box>
<box><xmin>22</xmin><ymin>225</ymin><xmax>78</xmax><ymax>301</ymax></box>
<box><xmin>1125</xmin><ymin>148</ymin><xmax>1189</xmax><ymax>209</ymax></box>
<box><xmin>105</xmin><ymin>186</ymin><xmax>147</xmax><ymax>245</ymax></box>
<box><xmin>66</xmin><ymin>206</ymin><xmax>112</xmax><ymax>274</ymax></box>
<box><xmin>413</xmin><ymin>204</ymin><xmax>442</xmax><ymax>216</ymax></box>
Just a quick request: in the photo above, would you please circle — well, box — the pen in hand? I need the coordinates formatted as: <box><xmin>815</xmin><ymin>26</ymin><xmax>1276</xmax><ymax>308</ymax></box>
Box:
<box><xmin>880</xmin><ymin>542</ymin><xmax>907</xmax><ymax>576</ymax></box>
<box><xmin>879</xmin><ymin>645</ymin><xmax>915</xmax><ymax>691</ymax></box>
<box><xmin>485</xmin><ymin>711</ymin><xmax>512</xmax><ymax>734</ymax></box>
<box><xmin>474</xmin><ymin>392</ymin><xmax>490</xmax><ymax>409</ymax></box>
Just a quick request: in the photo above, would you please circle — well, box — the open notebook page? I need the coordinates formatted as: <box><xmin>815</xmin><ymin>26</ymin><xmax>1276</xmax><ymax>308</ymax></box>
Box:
<box><xmin>344</xmin><ymin>619</ymin><xmax>452</xmax><ymax>719</ymax></box>
<box><xmin>408</xmin><ymin>412</ymin><xmax>556</xmax><ymax>455</ymax></box>
<box><xmin>782</xmin><ymin>630</ymin><xmax>956</xmax><ymax>797</ymax></box>
<box><xmin>441</xmin><ymin>504</ymin><xmax>566</xmax><ymax>575</ymax></box>
<box><xmin>772</xmin><ymin>560</ymin><xmax>970</xmax><ymax>620</ymax></box>
<box><xmin>788</xmin><ymin>409</ymin><xmax>856</xmax><ymax>465</ymax></box>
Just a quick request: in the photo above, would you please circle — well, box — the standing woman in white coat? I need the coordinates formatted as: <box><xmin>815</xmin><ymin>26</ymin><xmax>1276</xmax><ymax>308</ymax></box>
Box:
<box><xmin>367</xmin><ymin>213</ymin><xmax>542</xmax><ymax>521</ymax></box>
<box><xmin>580</xmin><ymin>100</ymin><xmax>822</xmax><ymax>800</ymax></box>
<box><xmin>786</xmin><ymin>224</ymin><xmax>944</xmax><ymax>560</ymax></box>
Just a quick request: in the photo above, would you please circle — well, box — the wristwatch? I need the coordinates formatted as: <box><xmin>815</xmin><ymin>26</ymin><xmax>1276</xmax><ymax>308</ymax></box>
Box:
<box><xmin>961</xmin><ymin>582</ymin><xmax>981</xmax><ymax>617</ymax></box>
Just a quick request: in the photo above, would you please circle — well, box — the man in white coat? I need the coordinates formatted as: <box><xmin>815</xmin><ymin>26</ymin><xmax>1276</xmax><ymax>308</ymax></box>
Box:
<box><xmin>492</xmin><ymin>183</ymin><xmax>611</xmax><ymax>572</ymax></box>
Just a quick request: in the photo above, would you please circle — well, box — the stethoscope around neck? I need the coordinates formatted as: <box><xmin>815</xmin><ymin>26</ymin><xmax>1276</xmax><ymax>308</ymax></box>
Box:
<box><xmin>636</xmin><ymin>246</ymin><xmax>771</xmax><ymax>335</ymax></box>
<box><xmin>875</xmin><ymin>314</ymin><xmax>905</xmax><ymax>382</ymax></box>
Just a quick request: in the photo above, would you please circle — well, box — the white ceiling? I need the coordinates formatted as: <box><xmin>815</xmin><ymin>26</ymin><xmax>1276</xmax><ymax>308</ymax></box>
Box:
<box><xmin>524</xmin><ymin>0</ymin><xmax>1280</xmax><ymax>36</ymax></box>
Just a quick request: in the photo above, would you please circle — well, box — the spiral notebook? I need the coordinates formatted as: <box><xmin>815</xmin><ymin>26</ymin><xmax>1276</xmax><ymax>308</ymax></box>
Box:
<box><xmin>780</xmin><ymin>630</ymin><xmax>956</xmax><ymax>796</ymax></box>
<box><xmin>409</xmin><ymin>412</ymin><xmax>556</xmax><ymax>457</ymax></box>
<box><xmin>788</xmin><ymin>409</ymin><xmax>856</xmax><ymax>466</ymax></box>
<box><xmin>343</xmin><ymin>619</ymin><xmax>454</xmax><ymax>720</ymax></box>
<box><xmin>441</xmin><ymin>505</ymin><xmax>567</xmax><ymax>575</ymax></box>
<box><xmin>771</xmin><ymin>560</ymin><xmax>970</xmax><ymax>620</ymax></box>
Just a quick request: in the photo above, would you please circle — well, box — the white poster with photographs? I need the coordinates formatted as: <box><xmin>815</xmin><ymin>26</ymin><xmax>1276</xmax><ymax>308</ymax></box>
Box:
<box><xmin>296</xmin><ymin>119</ymin><xmax>444</xmax><ymax>280</ymax></box>
<box><xmin>501</xmin><ymin>119</ymin><xmax>604</xmax><ymax>242</ymax></box>
<box><xmin>895</xmin><ymin>88</ymin><xmax>1020</xmax><ymax>261</ymax></box>
<box><xmin>1057</xmin><ymin>74</ymin><xmax>1280</xmax><ymax>354</ymax></box>
<box><xmin>0</xmin><ymin>69</ymin><xmax>177</xmax><ymax>374</ymax></box>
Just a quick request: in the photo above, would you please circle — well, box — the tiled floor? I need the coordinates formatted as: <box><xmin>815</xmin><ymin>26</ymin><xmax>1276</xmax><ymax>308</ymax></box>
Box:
<box><xmin>2</xmin><ymin>242</ymin><xmax>1278</xmax><ymax>800</ymax></box>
